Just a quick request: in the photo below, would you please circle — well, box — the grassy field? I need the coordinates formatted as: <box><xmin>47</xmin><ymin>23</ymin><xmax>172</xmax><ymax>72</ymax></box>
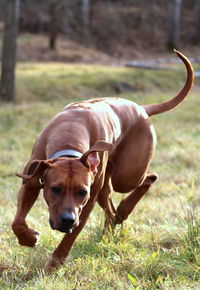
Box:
<box><xmin>0</xmin><ymin>61</ymin><xmax>200</xmax><ymax>289</ymax></box>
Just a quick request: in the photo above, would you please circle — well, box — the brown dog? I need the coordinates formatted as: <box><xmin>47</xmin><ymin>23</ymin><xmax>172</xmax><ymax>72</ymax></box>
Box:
<box><xmin>12</xmin><ymin>50</ymin><xmax>194</xmax><ymax>272</ymax></box>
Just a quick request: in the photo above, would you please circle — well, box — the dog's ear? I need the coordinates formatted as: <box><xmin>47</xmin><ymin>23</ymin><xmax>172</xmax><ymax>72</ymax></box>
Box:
<box><xmin>16</xmin><ymin>160</ymin><xmax>53</xmax><ymax>186</ymax></box>
<box><xmin>80</xmin><ymin>141</ymin><xmax>113</xmax><ymax>174</ymax></box>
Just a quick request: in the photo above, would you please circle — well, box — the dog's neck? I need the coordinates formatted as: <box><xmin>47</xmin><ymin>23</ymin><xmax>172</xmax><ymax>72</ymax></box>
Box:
<box><xmin>49</xmin><ymin>149</ymin><xmax>83</xmax><ymax>159</ymax></box>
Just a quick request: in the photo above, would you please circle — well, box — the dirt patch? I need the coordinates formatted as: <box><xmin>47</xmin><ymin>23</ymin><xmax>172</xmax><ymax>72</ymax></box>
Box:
<box><xmin>0</xmin><ymin>33</ymin><xmax>199</xmax><ymax>65</ymax></box>
<box><xmin>15</xmin><ymin>34</ymin><xmax>114</xmax><ymax>64</ymax></box>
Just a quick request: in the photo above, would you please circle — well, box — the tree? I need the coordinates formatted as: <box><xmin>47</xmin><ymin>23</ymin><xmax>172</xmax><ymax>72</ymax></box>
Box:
<box><xmin>148</xmin><ymin>0</ymin><xmax>157</xmax><ymax>42</ymax></box>
<box><xmin>0</xmin><ymin>0</ymin><xmax>20</xmax><ymax>102</ymax></box>
<box><xmin>167</xmin><ymin>0</ymin><xmax>182</xmax><ymax>49</ymax></box>
<box><xmin>48</xmin><ymin>1</ymin><xmax>59</xmax><ymax>50</ymax></box>
<box><xmin>79</xmin><ymin>0</ymin><xmax>90</xmax><ymax>44</ymax></box>
<box><xmin>195</xmin><ymin>0</ymin><xmax>200</xmax><ymax>42</ymax></box>
<box><xmin>48</xmin><ymin>0</ymin><xmax>67</xmax><ymax>50</ymax></box>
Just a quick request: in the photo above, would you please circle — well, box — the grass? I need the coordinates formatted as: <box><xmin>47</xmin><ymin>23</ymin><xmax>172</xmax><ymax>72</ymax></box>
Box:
<box><xmin>15</xmin><ymin>62</ymin><xmax>185</xmax><ymax>103</ymax></box>
<box><xmin>0</xmin><ymin>61</ymin><xmax>200</xmax><ymax>289</ymax></box>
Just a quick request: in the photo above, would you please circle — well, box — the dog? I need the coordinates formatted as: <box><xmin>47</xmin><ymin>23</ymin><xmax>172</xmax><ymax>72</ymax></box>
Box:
<box><xmin>12</xmin><ymin>50</ymin><xmax>194</xmax><ymax>273</ymax></box>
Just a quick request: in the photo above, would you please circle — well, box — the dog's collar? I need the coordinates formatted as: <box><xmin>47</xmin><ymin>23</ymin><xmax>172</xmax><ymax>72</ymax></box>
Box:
<box><xmin>49</xmin><ymin>149</ymin><xmax>83</xmax><ymax>159</ymax></box>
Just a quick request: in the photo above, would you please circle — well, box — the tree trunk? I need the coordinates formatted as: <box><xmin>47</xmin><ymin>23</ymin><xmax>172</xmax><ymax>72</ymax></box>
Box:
<box><xmin>195</xmin><ymin>0</ymin><xmax>200</xmax><ymax>43</ymax></box>
<box><xmin>0</xmin><ymin>0</ymin><xmax>20</xmax><ymax>102</ymax></box>
<box><xmin>79</xmin><ymin>0</ymin><xmax>90</xmax><ymax>44</ymax></box>
<box><xmin>49</xmin><ymin>2</ymin><xmax>59</xmax><ymax>50</ymax></box>
<box><xmin>61</xmin><ymin>1</ymin><xmax>70</xmax><ymax>35</ymax></box>
<box><xmin>148</xmin><ymin>0</ymin><xmax>157</xmax><ymax>42</ymax></box>
<box><xmin>167</xmin><ymin>0</ymin><xmax>182</xmax><ymax>49</ymax></box>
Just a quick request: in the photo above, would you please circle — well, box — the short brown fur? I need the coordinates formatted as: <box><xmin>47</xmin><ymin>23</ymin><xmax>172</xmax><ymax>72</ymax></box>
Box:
<box><xmin>12</xmin><ymin>50</ymin><xmax>194</xmax><ymax>273</ymax></box>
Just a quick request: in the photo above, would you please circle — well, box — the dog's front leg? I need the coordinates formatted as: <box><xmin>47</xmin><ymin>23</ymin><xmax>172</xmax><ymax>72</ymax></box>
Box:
<box><xmin>12</xmin><ymin>183</ymin><xmax>40</xmax><ymax>247</ymax></box>
<box><xmin>44</xmin><ymin>198</ymin><xmax>96</xmax><ymax>273</ymax></box>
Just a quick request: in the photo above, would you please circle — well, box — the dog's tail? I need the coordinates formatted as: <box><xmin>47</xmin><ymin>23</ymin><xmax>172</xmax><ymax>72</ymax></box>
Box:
<box><xmin>143</xmin><ymin>50</ymin><xmax>194</xmax><ymax>117</ymax></box>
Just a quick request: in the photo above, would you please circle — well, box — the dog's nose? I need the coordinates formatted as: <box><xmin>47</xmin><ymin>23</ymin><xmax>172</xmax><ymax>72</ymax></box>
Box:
<box><xmin>60</xmin><ymin>211</ymin><xmax>76</xmax><ymax>227</ymax></box>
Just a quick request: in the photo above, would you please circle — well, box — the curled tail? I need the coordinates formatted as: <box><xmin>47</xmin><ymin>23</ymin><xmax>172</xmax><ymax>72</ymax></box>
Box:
<box><xmin>143</xmin><ymin>50</ymin><xmax>194</xmax><ymax>117</ymax></box>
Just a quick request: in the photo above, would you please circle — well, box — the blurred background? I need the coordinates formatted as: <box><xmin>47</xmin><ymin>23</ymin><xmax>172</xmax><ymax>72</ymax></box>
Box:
<box><xmin>1</xmin><ymin>0</ymin><xmax>200</xmax><ymax>57</ymax></box>
<box><xmin>0</xmin><ymin>0</ymin><xmax>200</xmax><ymax>101</ymax></box>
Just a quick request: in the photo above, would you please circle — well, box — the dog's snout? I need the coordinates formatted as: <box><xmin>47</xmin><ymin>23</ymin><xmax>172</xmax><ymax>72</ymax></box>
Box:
<box><xmin>60</xmin><ymin>211</ymin><xmax>76</xmax><ymax>227</ymax></box>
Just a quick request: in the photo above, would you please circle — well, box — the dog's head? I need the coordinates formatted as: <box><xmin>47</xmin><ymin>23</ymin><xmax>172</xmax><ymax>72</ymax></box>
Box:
<box><xmin>17</xmin><ymin>141</ymin><xmax>113</xmax><ymax>234</ymax></box>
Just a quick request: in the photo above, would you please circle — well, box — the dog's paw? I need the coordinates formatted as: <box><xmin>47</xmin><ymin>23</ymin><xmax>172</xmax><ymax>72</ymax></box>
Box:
<box><xmin>44</xmin><ymin>258</ymin><xmax>62</xmax><ymax>274</ymax></box>
<box><xmin>12</xmin><ymin>223</ymin><xmax>38</xmax><ymax>247</ymax></box>
<box><xmin>18</xmin><ymin>228</ymin><xmax>38</xmax><ymax>247</ymax></box>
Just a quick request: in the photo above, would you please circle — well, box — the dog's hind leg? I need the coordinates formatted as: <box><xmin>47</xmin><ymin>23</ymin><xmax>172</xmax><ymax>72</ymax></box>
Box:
<box><xmin>98</xmin><ymin>184</ymin><xmax>116</xmax><ymax>229</ymax></box>
<box><xmin>97</xmin><ymin>166</ymin><xmax>117</xmax><ymax>229</ymax></box>
<box><xmin>113</xmin><ymin>173</ymin><xmax>157</xmax><ymax>225</ymax></box>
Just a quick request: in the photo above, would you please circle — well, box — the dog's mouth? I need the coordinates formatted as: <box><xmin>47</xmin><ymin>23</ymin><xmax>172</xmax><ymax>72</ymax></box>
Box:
<box><xmin>58</xmin><ymin>227</ymin><xmax>73</xmax><ymax>233</ymax></box>
<box><xmin>49</xmin><ymin>219</ymin><xmax>75</xmax><ymax>234</ymax></box>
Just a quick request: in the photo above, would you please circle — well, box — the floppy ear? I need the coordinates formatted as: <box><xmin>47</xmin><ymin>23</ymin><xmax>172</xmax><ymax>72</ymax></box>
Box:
<box><xmin>16</xmin><ymin>160</ymin><xmax>52</xmax><ymax>186</ymax></box>
<box><xmin>80</xmin><ymin>141</ymin><xmax>113</xmax><ymax>174</ymax></box>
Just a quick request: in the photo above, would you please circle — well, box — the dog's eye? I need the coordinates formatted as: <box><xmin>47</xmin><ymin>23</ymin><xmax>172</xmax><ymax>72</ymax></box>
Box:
<box><xmin>78</xmin><ymin>189</ymin><xmax>87</xmax><ymax>198</ymax></box>
<box><xmin>51</xmin><ymin>186</ymin><xmax>62</xmax><ymax>195</ymax></box>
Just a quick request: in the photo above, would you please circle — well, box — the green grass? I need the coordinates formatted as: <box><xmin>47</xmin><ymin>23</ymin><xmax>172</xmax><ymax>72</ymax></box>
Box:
<box><xmin>0</xmin><ymin>62</ymin><xmax>200</xmax><ymax>289</ymax></box>
<box><xmin>15</xmin><ymin>62</ymin><xmax>186</xmax><ymax>103</ymax></box>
